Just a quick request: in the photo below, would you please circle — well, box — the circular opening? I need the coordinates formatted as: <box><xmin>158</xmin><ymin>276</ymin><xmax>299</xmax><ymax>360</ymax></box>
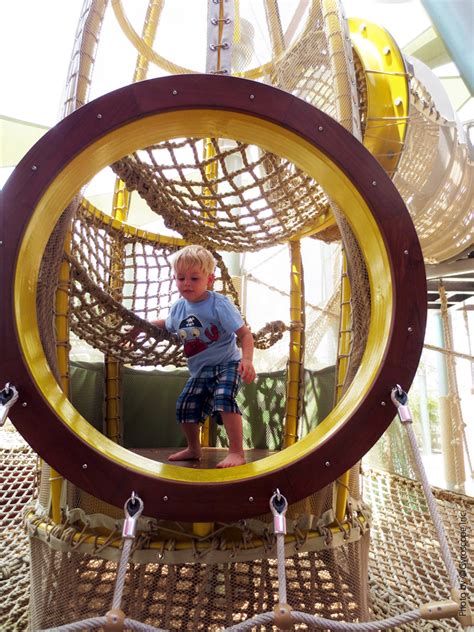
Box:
<box><xmin>3</xmin><ymin>75</ymin><xmax>426</xmax><ymax>519</ymax></box>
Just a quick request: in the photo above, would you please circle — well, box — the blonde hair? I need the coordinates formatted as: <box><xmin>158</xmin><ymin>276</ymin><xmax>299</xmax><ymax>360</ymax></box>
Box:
<box><xmin>172</xmin><ymin>245</ymin><xmax>216</xmax><ymax>276</ymax></box>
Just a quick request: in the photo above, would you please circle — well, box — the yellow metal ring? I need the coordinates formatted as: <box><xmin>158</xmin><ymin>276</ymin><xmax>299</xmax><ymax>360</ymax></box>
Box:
<box><xmin>3</xmin><ymin>74</ymin><xmax>425</xmax><ymax>520</ymax></box>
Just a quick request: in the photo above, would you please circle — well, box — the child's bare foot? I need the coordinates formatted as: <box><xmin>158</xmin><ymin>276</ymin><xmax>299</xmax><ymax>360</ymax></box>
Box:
<box><xmin>168</xmin><ymin>447</ymin><xmax>201</xmax><ymax>461</ymax></box>
<box><xmin>216</xmin><ymin>452</ymin><xmax>245</xmax><ymax>468</ymax></box>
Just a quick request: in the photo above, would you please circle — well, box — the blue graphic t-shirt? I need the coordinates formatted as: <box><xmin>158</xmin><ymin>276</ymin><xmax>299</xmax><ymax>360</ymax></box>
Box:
<box><xmin>165</xmin><ymin>291</ymin><xmax>244</xmax><ymax>376</ymax></box>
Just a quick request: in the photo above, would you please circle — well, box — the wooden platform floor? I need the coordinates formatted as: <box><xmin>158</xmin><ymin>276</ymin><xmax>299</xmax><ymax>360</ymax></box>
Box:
<box><xmin>133</xmin><ymin>447</ymin><xmax>275</xmax><ymax>469</ymax></box>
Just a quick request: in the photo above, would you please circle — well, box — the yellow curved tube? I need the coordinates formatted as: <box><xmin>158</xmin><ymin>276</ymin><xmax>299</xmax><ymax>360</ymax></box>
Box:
<box><xmin>349</xmin><ymin>18</ymin><xmax>409</xmax><ymax>177</ymax></box>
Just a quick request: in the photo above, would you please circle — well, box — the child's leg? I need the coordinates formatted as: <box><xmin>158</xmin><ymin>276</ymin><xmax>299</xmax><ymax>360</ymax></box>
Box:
<box><xmin>170</xmin><ymin>375</ymin><xmax>208</xmax><ymax>461</ymax></box>
<box><xmin>168</xmin><ymin>423</ymin><xmax>202</xmax><ymax>461</ymax></box>
<box><xmin>216</xmin><ymin>412</ymin><xmax>245</xmax><ymax>468</ymax></box>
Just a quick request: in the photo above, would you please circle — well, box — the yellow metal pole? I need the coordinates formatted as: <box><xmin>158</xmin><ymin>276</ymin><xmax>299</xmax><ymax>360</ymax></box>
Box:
<box><xmin>334</xmin><ymin>251</ymin><xmax>352</xmax><ymax>521</ymax></box>
<box><xmin>322</xmin><ymin>0</ymin><xmax>356</xmax><ymax>134</ymax></box>
<box><xmin>104</xmin><ymin>0</ymin><xmax>163</xmax><ymax>443</ymax></box>
<box><xmin>264</xmin><ymin>0</ymin><xmax>285</xmax><ymax>58</ymax></box>
<box><xmin>199</xmin><ymin>139</ymin><xmax>218</xmax><ymax>450</ymax></box>
<box><xmin>284</xmin><ymin>240</ymin><xmax>304</xmax><ymax>448</ymax></box>
<box><xmin>50</xmin><ymin>228</ymin><xmax>73</xmax><ymax>524</ymax></box>
<box><xmin>104</xmin><ymin>182</ymin><xmax>131</xmax><ymax>443</ymax></box>
<box><xmin>334</xmin><ymin>251</ymin><xmax>351</xmax><ymax>404</ymax></box>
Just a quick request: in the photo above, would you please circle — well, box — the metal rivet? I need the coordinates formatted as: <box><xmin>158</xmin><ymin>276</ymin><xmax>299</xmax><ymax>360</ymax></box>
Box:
<box><xmin>249</xmin><ymin>94</ymin><xmax>255</xmax><ymax>100</ymax></box>
<box><xmin>318</xmin><ymin>126</ymin><xmax>324</xmax><ymax>131</ymax></box>
<box><xmin>325</xmin><ymin>461</ymin><xmax>331</xmax><ymax>467</ymax></box>
<box><xmin>248</xmin><ymin>496</ymin><xmax>254</xmax><ymax>502</ymax></box>
<box><xmin>403</xmin><ymin>249</ymin><xmax>409</xmax><ymax>255</ymax></box>
<box><xmin>359</xmin><ymin>23</ymin><xmax>367</xmax><ymax>32</ymax></box>
<box><xmin>172</xmin><ymin>90</ymin><xmax>178</xmax><ymax>95</ymax></box>
<box><xmin>408</xmin><ymin>326</ymin><xmax>413</xmax><ymax>332</ymax></box>
<box><xmin>31</xmin><ymin>165</ymin><xmax>38</xmax><ymax>171</ymax></box>
<box><xmin>96</xmin><ymin>113</ymin><xmax>102</xmax><ymax>119</ymax></box>
<box><xmin>372</xmin><ymin>181</ymin><xmax>377</xmax><ymax>186</ymax></box>
<box><xmin>162</xmin><ymin>495</ymin><xmax>168</xmax><ymax>502</ymax></box>
<box><xmin>383</xmin><ymin>46</ymin><xmax>391</xmax><ymax>55</ymax></box>
<box><xmin>82</xmin><ymin>463</ymin><xmax>88</xmax><ymax>469</ymax></box>
<box><xmin>0</xmin><ymin>241</ymin><xmax>3</xmax><ymax>246</ymax></box>
<box><xmin>394</xmin><ymin>98</ymin><xmax>403</xmax><ymax>106</ymax></box>
<box><xmin>22</xmin><ymin>402</ymin><xmax>27</xmax><ymax>407</ymax></box>
<box><xmin>380</xmin><ymin>401</ymin><xmax>386</xmax><ymax>407</ymax></box>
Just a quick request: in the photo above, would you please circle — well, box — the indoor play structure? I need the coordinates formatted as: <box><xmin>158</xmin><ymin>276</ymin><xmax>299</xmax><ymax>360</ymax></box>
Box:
<box><xmin>0</xmin><ymin>1</ymin><xmax>472</xmax><ymax>630</ymax></box>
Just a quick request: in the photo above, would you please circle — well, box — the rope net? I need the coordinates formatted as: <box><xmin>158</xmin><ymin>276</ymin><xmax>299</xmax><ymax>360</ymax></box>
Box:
<box><xmin>2</xmin><ymin>426</ymin><xmax>471</xmax><ymax>631</ymax></box>
<box><xmin>64</xmin><ymin>200</ymin><xmax>289</xmax><ymax>367</ymax></box>
<box><xmin>111</xmin><ymin>139</ymin><xmax>333</xmax><ymax>252</ymax></box>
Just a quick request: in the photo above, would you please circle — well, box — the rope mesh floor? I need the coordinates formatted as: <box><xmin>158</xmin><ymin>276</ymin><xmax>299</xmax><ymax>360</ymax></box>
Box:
<box><xmin>1</xmin><ymin>432</ymin><xmax>472</xmax><ymax>631</ymax></box>
<box><xmin>0</xmin><ymin>430</ymin><xmax>37</xmax><ymax>631</ymax></box>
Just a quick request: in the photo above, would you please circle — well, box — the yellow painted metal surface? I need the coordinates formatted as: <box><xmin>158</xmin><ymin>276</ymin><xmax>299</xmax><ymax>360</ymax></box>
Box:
<box><xmin>50</xmin><ymin>228</ymin><xmax>73</xmax><ymax>523</ymax></box>
<box><xmin>14</xmin><ymin>107</ymin><xmax>393</xmax><ymax>485</ymax></box>
<box><xmin>103</xmin><ymin>1</ymin><xmax>163</xmax><ymax>445</ymax></box>
<box><xmin>349</xmin><ymin>17</ymin><xmax>409</xmax><ymax>177</ymax></box>
<box><xmin>104</xmin><ymin>180</ymin><xmax>131</xmax><ymax>443</ymax></box>
<box><xmin>322</xmin><ymin>0</ymin><xmax>355</xmax><ymax>134</ymax></box>
<box><xmin>334</xmin><ymin>252</ymin><xmax>352</xmax><ymax>522</ymax></box>
<box><xmin>284</xmin><ymin>240</ymin><xmax>303</xmax><ymax>448</ymax></box>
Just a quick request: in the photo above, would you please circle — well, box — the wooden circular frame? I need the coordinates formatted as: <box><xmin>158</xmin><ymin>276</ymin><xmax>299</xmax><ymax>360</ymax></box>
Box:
<box><xmin>0</xmin><ymin>74</ymin><xmax>426</xmax><ymax>521</ymax></box>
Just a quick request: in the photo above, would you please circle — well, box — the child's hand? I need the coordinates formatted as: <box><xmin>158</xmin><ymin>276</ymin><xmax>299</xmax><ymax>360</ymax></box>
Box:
<box><xmin>120</xmin><ymin>326</ymin><xmax>143</xmax><ymax>347</ymax></box>
<box><xmin>239</xmin><ymin>359</ymin><xmax>256</xmax><ymax>384</ymax></box>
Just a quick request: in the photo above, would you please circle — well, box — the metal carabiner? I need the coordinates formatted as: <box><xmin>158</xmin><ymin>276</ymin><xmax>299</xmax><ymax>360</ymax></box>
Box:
<box><xmin>0</xmin><ymin>382</ymin><xmax>19</xmax><ymax>427</ymax></box>
<box><xmin>390</xmin><ymin>384</ymin><xmax>412</xmax><ymax>423</ymax></box>
<box><xmin>270</xmin><ymin>489</ymin><xmax>288</xmax><ymax>535</ymax></box>
<box><xmin>122</xmin><ymin>492</ymin><xmax>144</xmax><ymax>539</ymax></box>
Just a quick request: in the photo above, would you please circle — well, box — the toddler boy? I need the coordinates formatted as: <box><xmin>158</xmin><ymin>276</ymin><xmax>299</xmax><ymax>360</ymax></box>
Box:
<box><xmin>127</xmin><ymin>245</ymin><xmax>255</xmax><ymax>468</ymax></box>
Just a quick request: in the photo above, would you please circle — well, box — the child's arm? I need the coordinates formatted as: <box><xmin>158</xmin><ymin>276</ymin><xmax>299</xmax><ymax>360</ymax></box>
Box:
<box><xmin>151</xmin><ymin>318</ymin><xmax>166</xmax><ymax>329</ymax></box>
<box><xmin>235</xmin><ymin>325</ymin><xmax>256</xmax><ymax>384</ymax></box>
<box><xmin>122</xmin><ymin>318</ymin><xmax>166</xmax><ymax>345</ymax></box>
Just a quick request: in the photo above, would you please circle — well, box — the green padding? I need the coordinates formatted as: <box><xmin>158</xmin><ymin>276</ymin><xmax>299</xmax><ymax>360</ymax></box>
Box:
<box><xmin>70</xmin><ymin>362</ymin><xmax>335</xmax><ymax>450</ymax></box>
<box><xmin>122</xmin><ymin>367</ymin><xmax>189</xmax><ymax>449</ymax></box>
<box><xmin>70</xmin><ymin>361</ymin><xmax>106</xmax><ymax>433</ymax></box>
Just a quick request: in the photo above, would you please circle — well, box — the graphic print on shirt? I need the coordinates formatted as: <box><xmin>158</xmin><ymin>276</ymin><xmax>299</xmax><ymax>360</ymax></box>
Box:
<box><xmin>178</xmin><ymin>315</ymin><xmax>220</xmax><ymax>358</ymax></box>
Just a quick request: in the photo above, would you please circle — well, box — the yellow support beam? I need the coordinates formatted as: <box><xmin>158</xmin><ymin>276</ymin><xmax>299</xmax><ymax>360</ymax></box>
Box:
<box><xmin>284</xmin><ymin>240</ymin><xmax>304</xmax><ymax>448</ymax></box>
<box><xmin>104</xmin><ymin>0</ymin><xmax>163</xmax><ymax>443</ymax></box>
<box><xmin>322</xmin><ymin>0</ymin><xmax>355</xmax><ymax>133</ymax></box>
<box><xmin>334</xmin><ymin>251</ymin><xmax>352</xmax><ymax>522</ymax></box>
<box><xmin>50</xmin><ymin>227</ymin><xmax>73</xmax><ymax>524</ymax></box>
<box><xmin>104</xmin><ymin>181</ymin><xmax>130</xmax><ymax>443</ymax></box>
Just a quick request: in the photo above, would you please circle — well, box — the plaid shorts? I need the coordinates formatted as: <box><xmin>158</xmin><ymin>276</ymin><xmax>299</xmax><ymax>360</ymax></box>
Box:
<box><xmin>176</xmin><ymin>362</ymin><xmax>242</xmax><ymax>424</ymax></box>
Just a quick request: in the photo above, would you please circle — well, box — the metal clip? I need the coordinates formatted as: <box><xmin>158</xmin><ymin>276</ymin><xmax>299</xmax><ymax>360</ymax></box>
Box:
<box><xmin>209</xmin><ymin>42</ymin><xmax>230</xmax><ymax>51</ymax></box>
<box><xmin>211</xmin><ymin>17</ymin><xmax>231</xmax><ymax>25</ymax></box>
<box><xmin>0</xmin><ymin>383</ymin><xmax>19</xmax><ymax>427</ymax></box>
<box><xmin>270</xmin><ymin>489</ymin><xmax>288</xmax><ymax>535</ymax></box>
<box><xmin>391</xmin><ymin>384</ymin><xmax>412</xmax><ymax>423</ymax></box>
<box><xmin>122</xmin><ymin>492</ymin><xmax>144</xmax><ymax>539</ymax></box>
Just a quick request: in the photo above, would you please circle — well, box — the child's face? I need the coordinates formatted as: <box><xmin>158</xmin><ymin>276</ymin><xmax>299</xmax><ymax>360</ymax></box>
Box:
<box><xmin>175</xmin><ymin>265</ymin><xmax>214</xmax><ymax>303</ymax></box>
